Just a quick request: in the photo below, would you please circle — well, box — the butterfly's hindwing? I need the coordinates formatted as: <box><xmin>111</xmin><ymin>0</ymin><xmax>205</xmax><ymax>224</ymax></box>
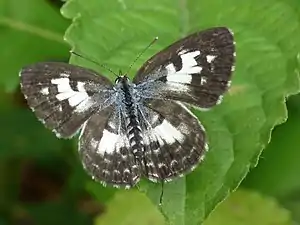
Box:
<box><xmin>79</xmin><ymin>106</ymin><xmax>141</xmax><ymax>188</ymax></box>
<box><xmin>134</xmin><ymin>27</ymin><xmax>235</xmax><ymax>109</ymax></box>
<box><xmin>138</xmin><ymin>100</ymin><xmax>207</xmax><ymax>182</ymax></box>
<box><xmin>20</xmin><ymin>62</ymin><xmax>115</xmax><ymax>138</ymax></box>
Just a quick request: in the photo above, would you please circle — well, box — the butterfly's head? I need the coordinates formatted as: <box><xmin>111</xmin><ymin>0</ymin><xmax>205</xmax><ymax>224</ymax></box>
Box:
<box><xmin>114</xmin><ymin>75</ymin><xmax>130</xmax><ymax>84</ymax></box>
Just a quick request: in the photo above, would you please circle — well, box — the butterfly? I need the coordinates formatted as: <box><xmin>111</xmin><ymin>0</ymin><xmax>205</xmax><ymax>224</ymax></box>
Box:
<box><xmin>20</xmin><ymin>27</ymin><xmax>235</xmax><ymax>189</ymax></box>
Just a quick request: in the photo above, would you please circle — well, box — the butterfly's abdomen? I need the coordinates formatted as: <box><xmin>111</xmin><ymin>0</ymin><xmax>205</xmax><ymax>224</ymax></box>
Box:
<box><xmin>121</xmin><ymin>83</ymin><xmax>144</xmax><ymax>160</ymax></box>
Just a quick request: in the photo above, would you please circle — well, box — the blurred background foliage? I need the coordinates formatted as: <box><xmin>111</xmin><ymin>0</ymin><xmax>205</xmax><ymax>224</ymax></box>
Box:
<box><xmin>1</xmin><ymin>0</ymin><xmax>300</xmax><ymax>224</ymax></box>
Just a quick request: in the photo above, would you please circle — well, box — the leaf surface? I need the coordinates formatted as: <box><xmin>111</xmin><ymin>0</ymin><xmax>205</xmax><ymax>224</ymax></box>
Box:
<box><xmin>61</xmin><ymin>0</ymin><xmax>300</xmax><ymax>224</ymax></box>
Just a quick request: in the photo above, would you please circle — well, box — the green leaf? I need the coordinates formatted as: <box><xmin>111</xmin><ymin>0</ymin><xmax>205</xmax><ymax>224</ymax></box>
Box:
<box><xmin>204</xmin><ymin>189</ymin><xmax>293</xmax><ymax>225</ymax></box>
<box><xmin>85</xmin><ymin>181</ymin><xmax>116</xmax><ymax>204</ymax></box>
<box><xmin>282</xmin><ymin>191</ymin><xmax>300</xmax><ymax>223</ymax></box>
<box><xmin>94</xmin><ymin>190</ymin><xmax>165</xmax><ymax>225</ymax></box>
<box><xmin>0</xmin><ymin>0</ymin><xmax>69</xmax><ymax>92</ymax></box>
<box><xmin>243</xmin><ymin>94</ymin><xmax>300</xmax><ymax>197</ymax></box>
<box><xmin>61</xmin><ymin>0</ymin><xmax>300</xmax><ymax>224</ymax></box>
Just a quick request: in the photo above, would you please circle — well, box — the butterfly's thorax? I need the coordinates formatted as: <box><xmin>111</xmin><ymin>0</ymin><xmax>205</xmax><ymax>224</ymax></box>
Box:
<box><xmin>115</xmin><ymin>76</ymin><xmax>144</xmax><ymax>160</ymax></box>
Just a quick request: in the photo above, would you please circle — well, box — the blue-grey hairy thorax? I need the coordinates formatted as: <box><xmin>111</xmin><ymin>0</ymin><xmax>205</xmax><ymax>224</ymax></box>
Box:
<box><xmin>19</xmin><ymin>27</ymin><xmax>236</xmax><ymax>189</ymax></box>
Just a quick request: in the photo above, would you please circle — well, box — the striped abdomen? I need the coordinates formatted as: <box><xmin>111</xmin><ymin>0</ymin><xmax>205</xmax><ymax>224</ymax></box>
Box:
<box><xmin>121</xmin><ymin>81</ymin><xmax>144</xmax><ymax>160</ymax></box>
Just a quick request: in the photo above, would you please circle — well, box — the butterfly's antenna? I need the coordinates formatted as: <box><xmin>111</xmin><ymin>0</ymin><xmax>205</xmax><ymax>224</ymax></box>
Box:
<box><xmin>70</xmin><ymin>51</ymin><xmax>119</xmax><ymax>78</ymax></box>
<box><xmin>125</xmin><ymin>37</ymin><xmax>158</xmax><ymax>75</ymax></box>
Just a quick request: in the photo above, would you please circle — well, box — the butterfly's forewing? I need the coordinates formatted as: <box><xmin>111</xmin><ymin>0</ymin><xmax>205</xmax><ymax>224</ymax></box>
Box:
<box><xmin>20</xmin><ymin>62</ymin><xmax>115</xmax><ymax>138</ymax></box>
<box><xmin>133</xmin><ymin>27</ymin><xmax>235</xmax><ymax>109</ymax></box>
<box><xmin>138</xmin><ymin>99</ymin><xmax>207</xmax><ymax>182</ymax></box>
<box><xmin>79</xmin><ymin>106</ymin><xmax>141</xmax><ymax>188</ymax></box>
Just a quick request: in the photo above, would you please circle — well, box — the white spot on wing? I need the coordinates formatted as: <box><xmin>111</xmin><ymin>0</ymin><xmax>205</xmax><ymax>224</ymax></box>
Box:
<box><xmin>51</xmin><ymin>78</ymin><xmax>71</xmax><ymax>93</ymax></box>
<box><xmin>77</xmin><ymin>81</ymin><xmax>86</xmax><ymax>92</ymax></box>
<box><xmin>216</xmin><ymin>95</ymin><xmax>224</xmax><ymax>105</ymax></box>
<box><xmin>178</xmin><ymin>51</ymin><xmax>201</xmax><ymax>74</ymax></box>
<box><xmin>166</xmin><ymin>63</ymin><xmax>176</xmax><ymax>74</ymax></box>
<box><xmin>167</xmin><ymin>74</ymin><xmax>192</xmax><ymax>84</ymax></box>
<box><xmin>51</xmin><ymin>78</ymin><xmax>90</xmax><ymax>110</ymax></box>
<box><xmin>124</xmin><ymin>168</ymin><xmax>130</xmax><ymax>173</ymax></box>
<box><xmin>227</xmin><ymin>80</ymin><xmax>232</xmax><ymax>88</ymax></box>
<box><xmin>74</xmin><ymin>99</ymin><xmax>94</xmax><ymax>113</ymax></box>
<box><xmin>55</xmin><ymin>92</ymin><xmax>75</xmax><ymax>101</ymax></box>
<box><xmin>200</xmin><ymin>76</ymin><xmax>207</xmax><ymax>85</ymax></box>
<box><xmin>204</xmin><ymin>143</ymin><xmax>209</xmax><ymax>152</ymax></box>
<box><xmin>154</xmin><ymin>120</ymin><xmax>185</xmax><ymax>144</ymax></box>
<box><xmin>97</xmin><ymin>129</ymin><xmax>119</xmax><ymax>154</ymax></box>
<box><xmin>206</xmin><ymin>55</ymin><xmax>216</xmax><ymax>63</ymax></box>
<box><xmin>166</xmin><ymin>50</ymin><xmax>202</xmax><ymax>85</ymax></box>
<box><xmin>165</xmin><ymin>81</ymin><xmax>189</xmax><ymax>92</ymax></box>
<box><xmin>68</xmin><ymin>92</ymin><xmax>89</xmax><ymax>107</ymax></box>
<box><xmin>40</xmin><ymin>87</ymin><xmax>49</xmax><ymax>95</ymax></box>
